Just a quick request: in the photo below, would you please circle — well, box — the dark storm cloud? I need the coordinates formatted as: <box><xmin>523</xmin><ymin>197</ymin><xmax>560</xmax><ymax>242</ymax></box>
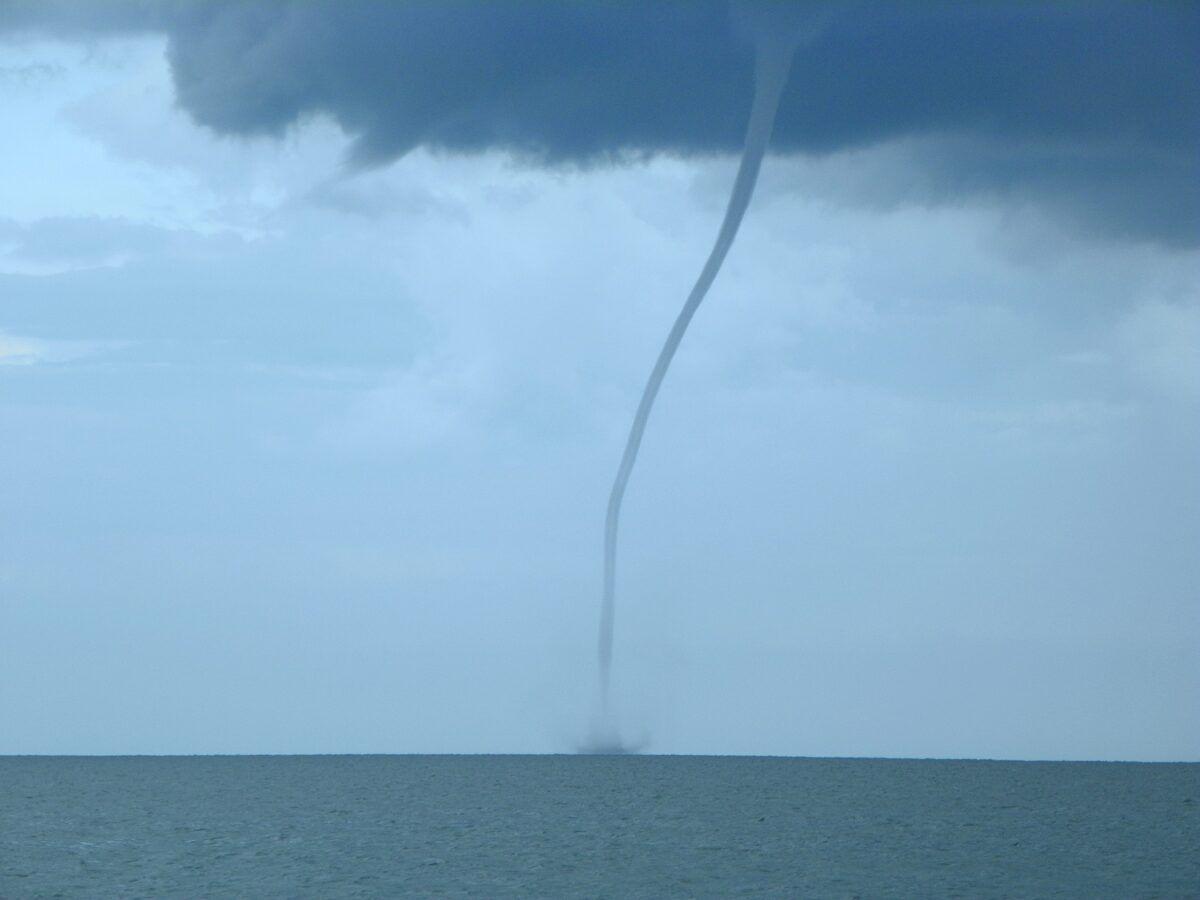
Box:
<box><xmin>0</xmin><ymin>0</ymin><xmax>172</xmax><ymax>35</ymax></box>
<box><xmin>4</xmin><ymin>0</ymin><xmax>1197</xmax><ymax>244</ymax></box>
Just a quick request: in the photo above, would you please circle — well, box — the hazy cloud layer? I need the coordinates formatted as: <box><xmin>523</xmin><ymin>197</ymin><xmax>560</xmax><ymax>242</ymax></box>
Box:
<box><xmin>3</xmin><ymin>0</ymin><xmax>1196</xmax><ymax>244</ymax></box>
<box><xmin>0</xmin><ymin>215</ymin><xmax>216</xmax><ymax>274</ymax></box>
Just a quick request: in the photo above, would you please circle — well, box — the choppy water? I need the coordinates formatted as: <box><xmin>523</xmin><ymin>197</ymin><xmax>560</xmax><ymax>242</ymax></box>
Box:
<box><xmin>2</xmin><ymin>755</ymin><xmax>1196</xmax><ymax>897</ymax></box>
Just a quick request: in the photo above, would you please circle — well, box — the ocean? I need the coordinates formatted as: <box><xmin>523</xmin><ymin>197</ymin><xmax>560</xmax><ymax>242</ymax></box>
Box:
<box><xmin>2</xmin><ymin>755</ymin><xmax>1196</xmax><ymax>897</ymax></box>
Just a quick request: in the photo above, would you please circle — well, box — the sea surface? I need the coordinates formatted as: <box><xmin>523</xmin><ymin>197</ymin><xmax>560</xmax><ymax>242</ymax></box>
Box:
<box><xmin>2</xmin><ymin>755</ymin><xmax>1197</xmax><ymax>898</ymax></box>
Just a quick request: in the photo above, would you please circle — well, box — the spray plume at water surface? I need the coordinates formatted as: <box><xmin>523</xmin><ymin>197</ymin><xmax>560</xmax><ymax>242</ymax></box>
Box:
<box><xmin>587</xmin><ymin>9</ymin><xmax>825</xmax><ymax>752</ymax></box>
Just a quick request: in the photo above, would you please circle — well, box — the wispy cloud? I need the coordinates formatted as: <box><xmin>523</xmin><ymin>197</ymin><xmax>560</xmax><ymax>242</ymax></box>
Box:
<box><xmin>332</xmin><ymin>359</ymin><xmax>497</xmax><ymax>455</ymax></box>
<box><xmin>1118</xmin><ymin>299</ymin><xmax>1200</xmax><ymax>400</ymax></box>
<box><xmin>0</xmin><ymin>329</ymin><xmax>125</xmax><ymax>365</ymax></box>
<box><xmin>0</xmin><ymin>331</ymin><xmax>45</xmax><ymax>365</ymax></box>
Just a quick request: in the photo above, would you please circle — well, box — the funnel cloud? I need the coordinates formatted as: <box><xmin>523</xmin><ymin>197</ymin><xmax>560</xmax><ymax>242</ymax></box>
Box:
<box><xmin>593</xmin><ymin>13</ymin><xmax>810</xmax><ymax>747</ymax></box>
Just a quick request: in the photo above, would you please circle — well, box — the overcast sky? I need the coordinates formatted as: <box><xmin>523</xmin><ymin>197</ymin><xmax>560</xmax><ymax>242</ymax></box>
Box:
<box><xmin>1</xmin><ymin>1</ymin><xmax>1197</xmax><ymax>760</ymax></box>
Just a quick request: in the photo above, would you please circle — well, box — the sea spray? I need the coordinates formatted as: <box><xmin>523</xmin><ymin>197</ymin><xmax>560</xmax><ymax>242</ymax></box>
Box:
<box><xmin>592</xmin><ymin>11</ymin><xmax>818</xmax><ymax>747</ymax></box>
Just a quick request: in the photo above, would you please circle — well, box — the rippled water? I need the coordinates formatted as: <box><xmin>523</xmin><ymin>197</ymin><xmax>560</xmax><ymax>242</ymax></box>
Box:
<box><xmin>2</xmin><ymin>755</ymin><xmax>1196</xmax><ymax>897</ymax></box>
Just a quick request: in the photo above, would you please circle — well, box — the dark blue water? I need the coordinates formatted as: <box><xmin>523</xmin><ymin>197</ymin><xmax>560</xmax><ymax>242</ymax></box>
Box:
<box><xmin>2</xmin><ymin>755</ymin><xmax>1196</xmax><ymax>897</ymax></box>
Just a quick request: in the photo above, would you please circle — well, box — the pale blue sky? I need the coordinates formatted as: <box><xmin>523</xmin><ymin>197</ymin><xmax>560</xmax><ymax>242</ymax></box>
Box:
<box><xmin>1</xmin><ymin>8</ymin><xmax>1197</xmax><ymax>759</ymax></box>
